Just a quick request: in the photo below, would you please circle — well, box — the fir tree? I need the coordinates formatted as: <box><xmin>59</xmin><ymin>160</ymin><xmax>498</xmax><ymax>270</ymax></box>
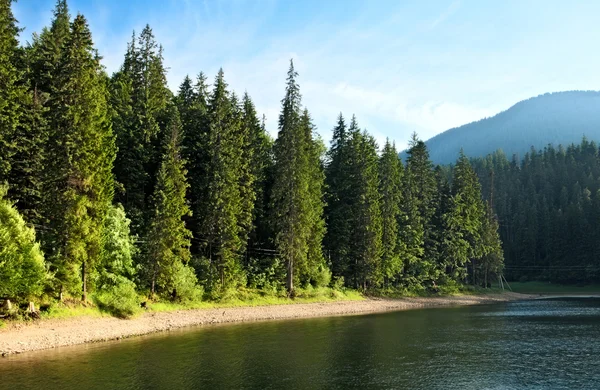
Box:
<box><xmin>346</xmin><ymin>124</ymin><xmax>382</xmax><ymax>288</ymax></box>
<box><xmin>177</xmin><ymin>72</ymin><xmax>210</xmax><ymax>253</ymax></box>
<box><xmin>378</xmin><ymin>139</ymin><xmax>403</xmax><ymax>285</ymax></box>
<box><xmin>270</xmin><ymin>60</ymin><xmax>314</xmax><ymax>294</ymax></box>
<box><xmin>112</xmin><ymin>25</ymin><xmax>170</xmax><ymax>234</ymax></box>
<box><xmin>202</xmin><ymin>70</ymin><xmax>245</xmax><ymax>289</ymax></box>
<box><xmin>443</xmin><ymin>150</ymin><xmax>485</xmax><ymax>282</ymax></box>
<box><xmin>146</xmin><ymin>106</ymin><xmax>196</xmax><ymax>298</ymax></box>
<box><xmin>300</xmin><ymin>109</ymin><xmax>328</xmax><ymax>286</ymax></box>
<box><xmin>27</xmin><ymin>0</ymin><xmax>70</xmax><ymax>97</ymax></box>
<box><xmin>324</xmin><ymin>114</ymin><xmax>353</xmax><ymax>279</ymax></box>
<box><xmin>245</xmin><ymin>101</ymin><xmax>274</xmax><ymax>251</ymax></box>
<box><xmin>476</xmin><ymin>202</ymin><xmax>504</xmax><ymax>287</ymax></box>
<box><xmin>45</xmin><ymin>14</ymin><xmax>115</xmax><ymax>300</ymax></box>
<box><xmin>402</xmin><ymin>133</ymin><xmax>437</xmax><ymax>286</ymax></box>
<box><xmin>0</xmin><ymin>0</ymin><xmax>26</xmax><ymax>182</ymax></box>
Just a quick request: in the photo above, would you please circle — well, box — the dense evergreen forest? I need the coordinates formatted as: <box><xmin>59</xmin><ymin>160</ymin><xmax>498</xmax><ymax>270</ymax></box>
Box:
<box><xmin>0</xmin><ymin>0</ymin><xmax>503</xmax><ymax>313</ymax></box>
<box><xmin>472</xmin><ymin>139</ymin><xmax>600</xmax><ymax>284</ymax></box>
<box><xmin>420</xmin><ymin>91</ymin><xmax>600</xmax><ymax>165</ymax></box>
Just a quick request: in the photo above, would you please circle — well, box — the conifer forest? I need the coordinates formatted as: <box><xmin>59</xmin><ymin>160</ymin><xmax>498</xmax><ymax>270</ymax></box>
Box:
<box><xmin>3</xmin><ymin>0</ymin><xmax>536</xmax><ymax>310</ymax></box>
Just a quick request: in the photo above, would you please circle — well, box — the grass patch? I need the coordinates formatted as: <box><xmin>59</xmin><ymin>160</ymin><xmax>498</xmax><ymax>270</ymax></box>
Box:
<box><xmin>508</xmin><ymin>281</ymin><xmax>600</xmax><ymax>294</ymax></box>
<box><xmin>39</xmin><ymin>301</ymin><xmax>107</xmax><ymax>320</ymax></box>
<box><xmin>1</xmin><ymin>283</ymin><xmax>514</xmax><ymax>324</ymax></box>
<box><xmin>147</xmin><ymin>287</ymin><xmax>364</xmax><ymax>312</ymax></box>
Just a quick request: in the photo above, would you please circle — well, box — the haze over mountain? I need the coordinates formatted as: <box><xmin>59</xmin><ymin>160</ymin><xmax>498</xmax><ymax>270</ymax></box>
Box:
<box><xmin>415</xmin><ymin>91</ymin><xmax>600</xmax><ymax>165</ymax></box>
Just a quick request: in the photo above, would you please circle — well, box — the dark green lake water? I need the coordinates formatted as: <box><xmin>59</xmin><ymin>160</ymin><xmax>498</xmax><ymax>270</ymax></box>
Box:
<box><xmin>2</xmin><ymin>298</ymin><xmax>600</xmax><ymax>389</ymax></box>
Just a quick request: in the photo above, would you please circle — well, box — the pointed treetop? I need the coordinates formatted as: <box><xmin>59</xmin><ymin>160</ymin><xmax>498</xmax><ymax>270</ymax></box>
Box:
<box><xmin>52</xmin><ymin>0</ymin><xmax>70</xmax><ymax>26</ymax></box>
<box><xmin>348</xmin><ymin>114</ymin><xmax>360</xmax><ymax>135</ymax></box>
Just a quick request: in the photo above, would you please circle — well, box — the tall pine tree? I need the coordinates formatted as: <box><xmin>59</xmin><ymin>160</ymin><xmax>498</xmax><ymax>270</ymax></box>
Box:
<box><xmin>300</xmin><ymin>109</ymin><xmax>328</xmax><ymax>286</ymax></box>
<box><xmin>146</xmin><ymin>106</ymin><xmax>197</xmax><ymax>299</ymax></box>
<box><xmin>112</xmin><ymin>25</ymin><xmax>170</xmax><ymax>234</ymax></box>
<box><xmin>270</xmin><ymin>60</ymin><xmax>316</xmax><ymax>294</ymax></box>
<box><xmin>379</xmin><ymin>139</ymin><xmax>403</xmax><ymax>285</ymax></box>
<box><xmin>325</xmin><ymin>114</ymin><xmax>353</xmax><ymax>279</ymax></box>
<box><xmin>202</xmin><ymin>70</ymin><xmax>245</xmax><ymax>289</ymax></box>
<box><xmin>0</xmin><ymin>0</ymin><xmax>26</xmax><ymax>182</ymax></box>
<box><xmin>45</xmin><ymin>14</ymin><xmax>115</xmax><ymax>300</ymax></box>
<box><xmin>346</xmin><ymin>121</ymin><xmax>382</xmax><ymax>288</ymax></box>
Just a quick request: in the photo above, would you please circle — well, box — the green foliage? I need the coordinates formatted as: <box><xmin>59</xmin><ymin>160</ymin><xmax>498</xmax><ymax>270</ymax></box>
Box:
<box><xmin>325</xmin><ymin>114</ymin><xmax>352</xmax><ymax>278</ymax></box>
<box><xmin>201</xmin><ymin>71</ymin><xmax>247</xmax><ymax>290</ymax></box>
<box><xmin>300</xmin><ymin>110</ymin><xmax>328</xmax><ymax>287</ymax></box>
<box><xmin>346</xmin><ymin>124</ymin><xmax>383</xmax><ymax>288</ymax></box>
<box><xmin>0</xmin><ymin>0</ymin><xmax>27</xmax><ymax>181</ymax></box>
<box><xmin>379</xmin><ymin>139</ymin><xmax>403</xmax><ymax>284</ymax></box>
<box><xmin>98</xmin><ymin>204</ymin><xmax>137</xmax><ymax>290</ymax></box>
<box><xmin>442</xmin><ymin>150</ymin><xmax>485</xmax><ymax>282</ymax></box>
<box><xmin>471</xmin><ymin>138</ymin><xmax>600</xmax><ymax>284</ymax></box>
<box><xmin>145</xmin><ymin>106</ymin><xmax>198</xmax><ymax>299</ymax></box>
<box><xmin>168</xmin><ymin>262</ymin><xmax>204</xmax><ymax>303</ymax></box>
<box><xmin>270</xmin><ymin>60</ymin><xmax>326</xmax><ymax>293</ymax></box>
<box><xmin>0</xmin><ymin>186</ymin><xmax>46</xmax><ymax>302</ymax></box>
<box><xmin>112</xmin><ymin>25</ymin><xmax>170</xmax><ymax>234</ymax></box>
<box><xmin>245</xmin><ymin>257</ymin><xmax>285</xmax><ymax>292</ymax></box>
<box><xmin>0</xmin><ymin>0</ymin><xmax>514</xmax><ymax>312</ymax></box>
<box><xmin>402</xmin><ymin>133</ymin><xmax>438</xmax><ymax>286</ymax></box>
<box><xmin>326</xmin><ymin>115</ymin><xmax>385</xmax><ymax>288</ymax></box>
<box><xmin>93</xmin><ymin>280</ymin><xmax>139</xmax><ymax>318</ymax></box>
<box><xmin>43</xmin><ymin>13</ymin><xmax>115</xmax><ymax>300</ymax></box>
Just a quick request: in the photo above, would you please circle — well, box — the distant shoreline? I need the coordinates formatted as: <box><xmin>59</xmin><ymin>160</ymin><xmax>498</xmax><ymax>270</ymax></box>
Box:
<box><xmin>0</xmin><ymin>292</ymin><xmax>530</xmax><ymax>357</ymax></box>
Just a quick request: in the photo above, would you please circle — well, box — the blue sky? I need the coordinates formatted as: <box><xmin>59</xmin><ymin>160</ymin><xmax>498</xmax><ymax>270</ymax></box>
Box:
<box><xmin>13</xmin><ymin>0</ymin><xmax>600</xmax><ymax>149</ymax></box>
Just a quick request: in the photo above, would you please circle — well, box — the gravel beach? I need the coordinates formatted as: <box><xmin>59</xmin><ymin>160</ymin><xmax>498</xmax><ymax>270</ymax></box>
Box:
<box><xmin>0</xmin><ymin>292</ymin><xmax>529</xmax><ymax>356</ymax></box>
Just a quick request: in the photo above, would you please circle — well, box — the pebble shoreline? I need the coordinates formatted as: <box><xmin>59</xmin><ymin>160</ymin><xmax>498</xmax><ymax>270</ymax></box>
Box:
<box><xmin>0</xmin><ymin>292</ymin><xmax>530</xmax><ymax>356</ymax></box>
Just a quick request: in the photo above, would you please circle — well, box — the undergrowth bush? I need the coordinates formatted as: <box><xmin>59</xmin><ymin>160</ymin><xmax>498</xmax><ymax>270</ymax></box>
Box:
<box><xmin>171</xmin><ymin>263</ymin><xmax>204</xmax><ymax>303</ymax></box>
<box><xmin>93</xmin><ymin>281</ymin><xmax>140</xmax><ymax>318</ymax></box>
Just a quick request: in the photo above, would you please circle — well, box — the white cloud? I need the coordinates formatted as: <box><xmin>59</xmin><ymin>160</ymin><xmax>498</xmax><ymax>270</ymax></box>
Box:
<box><xmin>19</xmin><ymin>0</ymin><xmax>600</xmax><ymax>151</ymax></box>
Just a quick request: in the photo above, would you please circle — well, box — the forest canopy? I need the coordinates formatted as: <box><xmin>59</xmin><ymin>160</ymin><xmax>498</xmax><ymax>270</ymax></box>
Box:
<box><xmin>0</xmin><ymin>0</ymin><xmax>503</xmax><ymax>310</ymax></box>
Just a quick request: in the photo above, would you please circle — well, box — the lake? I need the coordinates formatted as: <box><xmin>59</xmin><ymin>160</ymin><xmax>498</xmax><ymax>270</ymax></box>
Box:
<box><xmin>1</xmin><ymin>297</ymin><xmax>600</xmax><ymax>389</ymax></box>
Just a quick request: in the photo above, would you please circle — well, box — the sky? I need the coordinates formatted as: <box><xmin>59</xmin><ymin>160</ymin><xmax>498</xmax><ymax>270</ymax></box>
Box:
<box><xmin>12</xmin><ymin>0</ymin><xmax>600</xmax><ymax>150</ymax></box>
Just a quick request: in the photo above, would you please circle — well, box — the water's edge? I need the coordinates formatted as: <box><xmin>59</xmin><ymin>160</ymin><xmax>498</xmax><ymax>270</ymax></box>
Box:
<box><xmin>0</xmin><ymin>292</ymin><xmax>530</xmax><ymax>357</ymax></box>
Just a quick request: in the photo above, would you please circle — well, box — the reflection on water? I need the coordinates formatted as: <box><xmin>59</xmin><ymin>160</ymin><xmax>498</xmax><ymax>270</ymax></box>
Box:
<box><xmin>2</xmin><ymin>298</ymin><xmax>600</xmax><ymax>390</ymax></box>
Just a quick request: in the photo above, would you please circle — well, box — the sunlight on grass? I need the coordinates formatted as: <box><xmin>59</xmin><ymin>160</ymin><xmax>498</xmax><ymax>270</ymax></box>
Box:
<box><xmin>39</xmin><ymin>302</ymin><xmax>108</xmax><ymax>320</ymax></box>
<box><xmin>147</xmin><ymin>287</ymin><xmax>364</xmax><ymax>313</ymax></box>
<box><xmin>2</xmin><ymin>286</ymin><xmax>514</xmax><ymax>323</ymax></box>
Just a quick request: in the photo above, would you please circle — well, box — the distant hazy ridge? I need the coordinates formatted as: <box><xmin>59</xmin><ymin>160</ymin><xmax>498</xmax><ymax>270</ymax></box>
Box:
<box><xmin>416</xmin><ymin>91</ymin><xmax>600</xmax><ymax>164</ymax></box>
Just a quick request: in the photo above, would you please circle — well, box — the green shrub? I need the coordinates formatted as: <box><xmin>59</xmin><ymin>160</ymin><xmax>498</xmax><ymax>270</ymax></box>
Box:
<box><xmin>0</xmin><ymin>186</ymin><xmax>46</xmax><ymax>303</ymax></box>
<box><xmin>313</xmin><ymin>265</ymin><xmax>332</xmax><ymax>288</ymax></box>
<box><xmin>98</xmin><ymin>204</ymin><xmax>138</xmax><ymax>289</ymax></box>
<box><xmin>245</xmin><ymin>257</ymin><xmax>285</xmax><ymax>293</ymax></box>
<box><xmin>93</xmin><ymin>281</ymin><xmax>140</xmax><ymax>318</ymax></box>
<box><xmin>331</xmin><ymin>276</ymin><xmax>345</xmax><ymax>290</ymax></box>
<box><xmin>171</xmin><ymin>263</ymin><xmax>204</xmax><ymax>303</ymax></box>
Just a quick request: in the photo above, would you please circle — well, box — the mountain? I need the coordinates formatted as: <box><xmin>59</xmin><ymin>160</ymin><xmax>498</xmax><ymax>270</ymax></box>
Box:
<box><xmin>415</xmin><ymin>91</ymin><xmax>600</xmax><ymax>165</ymax></box>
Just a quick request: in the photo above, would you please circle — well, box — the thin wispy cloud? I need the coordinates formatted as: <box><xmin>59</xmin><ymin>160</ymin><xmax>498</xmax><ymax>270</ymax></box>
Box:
<box><xmin>14</xmin><ymin>0</ymin><xmax>600</xmax><ymax>149</ymax></box>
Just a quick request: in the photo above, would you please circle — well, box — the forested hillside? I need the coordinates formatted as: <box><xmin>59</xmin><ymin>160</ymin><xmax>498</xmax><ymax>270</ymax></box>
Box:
<box><xmin>472</xmin><ymin>139</ymin><xmax>600</xmax><ymax>283</ymax></box>
<box><xmin>421</xmin><ymin>91</ymin><xmax>600</xmax><ymax>165</ymax></box>
<box><xmin>0</xmin><ymin>0</ymin><xmax>502</xmax><ymax>314</ymax></box>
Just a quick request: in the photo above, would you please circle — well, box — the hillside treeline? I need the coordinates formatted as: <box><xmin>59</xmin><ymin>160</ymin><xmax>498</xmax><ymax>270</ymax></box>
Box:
<box><xmin>473</xmin><ymin>138</ymin><xmax>600</xmax><ymax>284</ymax></box>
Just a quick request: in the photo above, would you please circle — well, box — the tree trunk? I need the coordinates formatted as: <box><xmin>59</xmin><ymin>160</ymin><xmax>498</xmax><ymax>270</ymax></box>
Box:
<box><xmin>286</xmin><ymin>258</ymin><xmax>294</xmax><ymax>295</ymax></box>
<box><xmin>81</xmin><ymin>261</ymin><xmax>87</xmax><ymax>302</ymax></box>
<box><xmin>151</xmin><ymin>268</ymin><xmax>156</xmax><ymax>296</ymax></box>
